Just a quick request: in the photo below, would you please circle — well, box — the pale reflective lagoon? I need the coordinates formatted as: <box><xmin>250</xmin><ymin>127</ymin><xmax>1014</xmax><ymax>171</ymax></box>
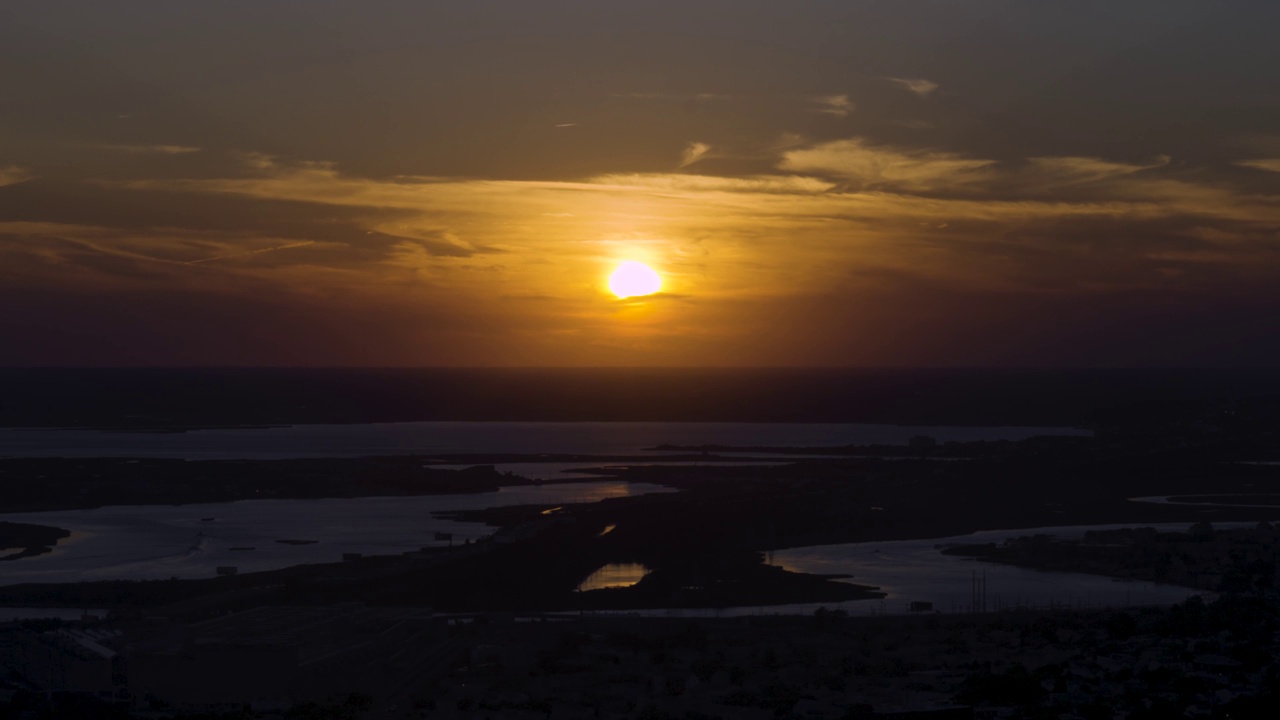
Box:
<box><xmin>0</xmin><ymin>482</ymin><xmax>673</xmax><ymax>586</ymax></box>
<box><xmin>566</xmin><ymin>523</ymin><xmax>1235</xmax><ymax>618</ymax></box>
<box><xmin>760</xmin><ymin>522</ymin><xmax>1263</xmax><ymax>615</ymax></box>
<box><xmin>576</xmin><ymin>563</ymin><xmax>651</xmax><ymax>592</ymax></box>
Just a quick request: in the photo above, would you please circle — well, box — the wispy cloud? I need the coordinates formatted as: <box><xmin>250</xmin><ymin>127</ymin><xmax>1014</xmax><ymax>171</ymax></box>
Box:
<box><xmin>122</xmin><ymin>148</ymin><xmax>1280</xmax><ymax>229</ymax></box>
<box><xmin>811</xmin><ymin>94</ymin><xmax>854</xmax><ymax>117</ymax></box>
<box><xmin>99</xmin><ymin>144</ymin><xmax>203</xmax><ymax>155</ymax></box>
<box><xmin>178</xmin><ymin>240</ymin><xmax>316</xmax><ymax>265</ymax></box>
<box><xmin>771</xmin><ymin>133</ymin><xmax>809</xmax><ymax>152</ymax></box>
<box><xmin>611</xmin><ymin>92</ymin><xmax>732</xmax><ymax>102</ymax></box>
<box><xmin>1025</xmin><ymin>155</ymin><xmax>1171</xmax><ymax>186</ymax></box>
<box><xmin>778</xmin><ymin>138</ymin><xmax>993</xmax><ymax>192</ymax></box>
<box><xmin>0</xmin><ymin>221</ymin><xmax>318</xmax><ymax>276</ymax></box>
<box><xmin>885</xmin><ymin>77</ymin><xmax>940</xmax><ymax>97</ymax></box>
<box><xmin>1237</xmin><ymin>158</ymin><xmax>1280</xmax><ymax>173</ymax></box>
<box><xmin>590</xmin><ymin>174</ymin><xmax>834</xmax><ymax>194</ymax></box>
<box><xmin>679</xmin><ymin>142</ymin><xmax>712</xmax><ymax>169</ymax></box>
<box><xmin>0</xmin><ymin>166</ymin><xmax>32</xmax><ymax>187</ymax></box>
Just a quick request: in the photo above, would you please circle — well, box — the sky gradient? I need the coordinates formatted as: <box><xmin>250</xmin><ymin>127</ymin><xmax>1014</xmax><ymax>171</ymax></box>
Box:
<box><xmin>3</xmin><ymin>1</ymin><xmax>1280</xmax><ymax>366</ymax></box>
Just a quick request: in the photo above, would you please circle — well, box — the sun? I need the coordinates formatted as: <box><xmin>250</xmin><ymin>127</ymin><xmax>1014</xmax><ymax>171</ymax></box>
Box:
<box><xmin>608</xmin><ymin>261</ymin><xmax>662</xmax><ymax>298</ymax></box>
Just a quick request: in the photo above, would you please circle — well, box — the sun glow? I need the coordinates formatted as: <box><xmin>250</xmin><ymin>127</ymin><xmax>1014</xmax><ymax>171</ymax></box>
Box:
<box><xmin>608</xmin><ymin>261</ymin><xmax>662</xmax><ymax>298</ymax></box>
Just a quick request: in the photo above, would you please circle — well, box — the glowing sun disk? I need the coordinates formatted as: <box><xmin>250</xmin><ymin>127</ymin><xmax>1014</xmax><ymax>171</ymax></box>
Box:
<box><xmin>609</xmin><ymin>261</ymin><xmax>662</xmax><ymax>298</ymax></box>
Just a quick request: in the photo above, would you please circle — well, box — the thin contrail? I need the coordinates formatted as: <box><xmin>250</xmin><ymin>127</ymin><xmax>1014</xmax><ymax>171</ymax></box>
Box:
<box><xmin>180</xmin><ymin>240</ymin><xmax>315</xmax><ymax>265</ymax></box>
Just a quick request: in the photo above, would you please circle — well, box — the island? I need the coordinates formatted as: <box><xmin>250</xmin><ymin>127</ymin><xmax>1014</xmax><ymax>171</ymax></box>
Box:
<box><xmin>0</xmin><ymin>521</ymin><xmax>70</xmax><ymax>561</ymax></box>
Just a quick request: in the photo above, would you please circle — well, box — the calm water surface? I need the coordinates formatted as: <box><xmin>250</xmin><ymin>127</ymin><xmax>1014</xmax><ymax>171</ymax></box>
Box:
<box><xmin>759</xmin><ymin>522</ymin><xmax>1275</xmax><ymax>616</ymax></box>
<box><xmin>576</xmin><ymin>563</ymin><xmax>651</xmax><ymax>592</ymax></box>
<box><xmin>0</xmin><ymin>482</ymin><xmax>673</xmax><ymax>586</ymax></box>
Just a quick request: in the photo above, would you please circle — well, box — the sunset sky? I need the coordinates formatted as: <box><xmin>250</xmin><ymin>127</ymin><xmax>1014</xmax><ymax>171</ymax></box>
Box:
<box><xmin>3</xmin><ymin>1</ymin><xmax>1280</xmax><ymax>366</ymax></box>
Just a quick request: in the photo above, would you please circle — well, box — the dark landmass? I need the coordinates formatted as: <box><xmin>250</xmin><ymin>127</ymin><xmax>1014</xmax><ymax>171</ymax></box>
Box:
<box><xmin>4</xmin><ymin>367</ymin><xmax>1280</xmax><ymax>429</ymax></box>
<box><xmin>0</xmin><ymin>521</ymin><xmax>70</xmax><ymax>562</ymax></box>
<box><xmin>340</xmin><ymin>596</ymin><xmax>1280</xmax><ymax>719</ymax></box>
<box><xmin>3</xmin><ymin>378</ymin><xmax>1280</xmax><ymax>716</ymax></box>
<box><xmin>943</xmin><ymin>522</ymin><xmax>1280</xmax><ymax>594</ymax></box>
<box><xmin>6</xmin><ymin>595</ymin><xmax>1280</xmax><ymax>719</ymax></box>
<box><xmin>648</xmin><ymin>435</ymin><xmax>1091</xmax><ymax>457</ymax></box>
<box><xmin>1168</xmin><ymin>494</ymin><xmax>1280</xmax><ymax>506</ymax></box>
<box><xmin>95</xmin><ymin>424</ymin><xmax>284</xmax><ymax>434</ymax></box>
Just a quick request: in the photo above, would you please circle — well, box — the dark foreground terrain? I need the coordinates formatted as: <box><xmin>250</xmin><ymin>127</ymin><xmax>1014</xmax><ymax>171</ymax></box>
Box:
<box><xmin>4</xmin><ymin>595</ymin><xmax>1280</xmax><ymax>719</ymax></box>
<box><xmin>945</xmin><ymin>522</ymin><xmax>1280</xmax><ymax>594</ymax></box>
<box><xmin>3</xmin><ymin>387</ymin><xmax>1280</xmax><ymax>716</ymax></box>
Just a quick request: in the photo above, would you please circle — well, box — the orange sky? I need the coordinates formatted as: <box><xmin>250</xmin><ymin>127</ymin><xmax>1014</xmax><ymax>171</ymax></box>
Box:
<box><xmin>2</xmin><ymin>2</ymin><xmax>1280</xmax><ymax>366</ymax></box>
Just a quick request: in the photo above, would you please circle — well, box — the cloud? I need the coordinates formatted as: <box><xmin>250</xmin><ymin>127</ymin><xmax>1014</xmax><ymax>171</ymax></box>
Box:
<box><xmin>811</xmin><ymin>94</ymin><xmax>853</xmax><ymax>117</ymax></box>
<box><xmin>0</xmin><ymin>177</ymin><xmax>503</xmax><ymax>293</ymax></box>
<box><xmin>0</xmin><ymin>221</ymin><xmax>317</xmax><ymax>284</ymax></box>
<box><xmin>886</xmin><ymin>77</ymin><xmax>940</xmax><ymax>97</ymax></box>
<box><xmin>6</xmin><ymin>140</ymin><xmax>1280</xmax><ymax>367</ymax></box>
<box><xmin>611</xmin><ymin>92</ymin><xmax>732</xmax><ymax>101</ymax></box>
<box><xmin>679</xmin><ymin>142</ymin><xmax>711</xmax><ymax>169</ymax></box>
<box><xmin>387</xmin><ymin>230</ymin><xmax>483</xmax><ymax>259</ymax></box>
<box><xmin>0</xmin><ymin>166</ymin><xmax>32</xmax><ymax>187</ymax></box>
<box><xmin>0</xmin><ymin>177</ymin><xmax>415</xmax><ymax>241</ymax></box>
<box><xmin>99</xmin><ymin>144</ymin><xmax>202</xmax><ymax>155</ymax></box>
<box><xmin>88</xmin><ymin>149</ymin><xmax>1280</xmax><ymax>314</ymax></box>
<box><xmin>177</xmin><ymin>241</ymin><xmax>316</xmax><ymax>265</ymax></box>
<box><xmin>1237</xmin><ymin>158</ymin><xmax>1280</xmax><ymax>173</ymax></box>
<box><xmin>771</xmin><ymin>133</ymin><xmax>809</xmax><ymax>152</ymax></box>
<box><xmin>122</xmin><ymin>149</ymin><xmax>1280</xmax><ymax>230</ymax></box>
<box><xmin>1023</xmin><ymin>155</ymin><xmax>1171</xmax><ymax>186</ymax></box>
<box><xmin>590</xmin><ymin>174</ymin><xmax>834</xmax><ymax>194</ymax></box>
<box><xmin>778</xmin><ymin>138</ymin><xmax>994</xmax><ymax>192</ymax></box>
